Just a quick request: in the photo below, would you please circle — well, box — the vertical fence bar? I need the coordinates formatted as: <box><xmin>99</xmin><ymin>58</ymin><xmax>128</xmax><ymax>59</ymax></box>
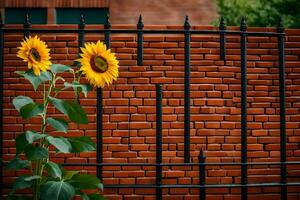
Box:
<box><xmin>277</xmin><ymin>18</ymin><xmax>287</xmax><ymax>200</ymax></box>
<box><xmin>104</xmin><ymin>14</ymin><xmax>111</xmax><ymax>49</ymax></box>
<box><xmin>219</xmin><ymin>16</ymin><xmax>226</xmax><ymax>64</ymax></box>
<box><xmin>78</xmin><ymin>15</ymin><xmax>85</xmax><ymax>52</ymax></box>
<box><xmin>23</xmin><ymin>13</ymin><xmax>31</xmax><ymax>38</ymax></box>
<box><xmin>199</xmin><ymin>149</ymin><xmax>206</xmax><ymax>200</ymax></box>
<box><xmin>156</xmin><ymin>84</ymin><xmax>163</xmax><ymax>200</ymax></box>
<box><xmin>0</xmin><ymin>12</ymin><xmax>4</xmax><ymax>197</ymax></box>
<box><xmin>184</xmin><ymin>15</ymin><xmax>191</xmax><ymax>163</ymax></box>
<box><xmin>240</xmin><ymin>17</ymin><xmax>248</xmax><ymax>200</ymax></box>
<box><xmin>96</xmin><ymin>14</ymin><xmax>111</xmax><ymax>182</ymax></box>
<box><xmin>137</xmin><ymin>15</ymin><xmax>144</xmax><ymax>66</ymax></box>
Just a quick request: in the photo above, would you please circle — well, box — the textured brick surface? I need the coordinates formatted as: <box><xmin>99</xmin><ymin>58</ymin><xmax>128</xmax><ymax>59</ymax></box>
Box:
<box><xmin>2</xmin><ymin>25</ymin><xmax>300</xmax><ymax>199</ymax></box>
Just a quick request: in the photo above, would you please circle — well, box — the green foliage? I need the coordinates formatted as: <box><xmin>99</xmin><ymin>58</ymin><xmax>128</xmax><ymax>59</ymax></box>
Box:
<box><xmin>41</xmin><ymin>181</ymin><xmax>75</xmax><ymax>200</ymax></box>
<box><xmin>8</xmin><ymin>64</ymin><xmax>103</xmax><ymax>199</ymax></box>
<box><xmin>46</xmin><ymin>136</ymin><xmax>72</xmax><ymax>153</ymax></box>
<box><xmin>7</xmin><ymin>158</ymin><xmax>30</xmax><ymax>170</ymax></box>
<box><xmin>24</xmin><ymin>145</ymin><xmax>49</xmax><ymax>161</ymax></box>
<box><xmin>68</xmin><ymin>137</ymin><xmax>96</xmax><ymax>153</ymax></box>
<box><xmin>46</xmin><ymin>118</ymin><xmax>68</xmax><ymax>133</ymax></box>
<box><xmin>15</xmin><ymin>70</ymin><xmax>51</xmax><ymax>91</ymax></box>
<box><xmin>45</xmin><ymin>162</ymin><xmax>62</xmax><ymax>179</ymax></box>
<box><xmin>49</xmin><ymin>97</ymin><xmax>88</xmax><ymax>124</ymax></box>
<box><xmin>214</xmin><ymin>0</ymin><xmax>300</xmax><ymax>28</ymax></box>
<box><xmin>10</xmin><ymin>176</ymin><xmax>41</xmax><ymax>196</ymax></box>
<box><xmin>69</xmin><ymin>174</ymin><xmax>103</xmax><ymax>190</ymax></box>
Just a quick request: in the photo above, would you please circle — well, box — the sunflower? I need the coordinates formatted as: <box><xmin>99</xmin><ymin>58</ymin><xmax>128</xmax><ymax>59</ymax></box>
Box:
<box><xmin>77</xmin><ymin>41</ymin><xmax>119</xmax><ymax>88</ymax></box>
<box><xmin>17</xmin><ymin>35</ymin><xmax>52</xmax><ymax>76</ymax></box>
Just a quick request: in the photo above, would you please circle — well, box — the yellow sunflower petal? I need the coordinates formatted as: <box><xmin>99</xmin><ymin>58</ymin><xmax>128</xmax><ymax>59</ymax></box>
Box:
<box><xmin>77</xmin><ymin>40</ymin><xmax>119</xmax><ymax>88</ymax></box>
<box><xmin>17</xmin><ymin>35</ymin><xmax>52</xmax><ymax>76</ymax></box>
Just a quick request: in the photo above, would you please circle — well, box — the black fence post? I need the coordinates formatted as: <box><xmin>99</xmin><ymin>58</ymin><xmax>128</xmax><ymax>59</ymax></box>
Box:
<box><xmin>156</xmin><ymin>84</ymin><xmax>163</xmax><ymax>200</ymax></box>
<box><xmin>78</xmin><ymin>14</ymin><xmax>85</xmax><ymax>52</ymax></box>
<box><xmin>219</xmin><ymin>16</ymin><xmax>227</xmax><ymax>64</ymax></box>
<box><xmin>240</xmin><ymin>17</ymin><xmax>248</xmax><ymax>200</ymax></box>
<box><xmin>96</xmin><ymin>14</ymin><xmax>111</xmax><ymax>182</ymax></box>
<box><xmin>0</xmin><ymin>12</ymin><xmax>4</xmax><ymax>197</ymax></box>
<box><xmin>277</xmin><ymin>18</ymin><xmax>287</xmax><ymax>200</ymax></box>
<box><xmin>104</xmin><ymin>14</ymin><xmax>111</xmax><ymax>49</ymax></box>
<box><xmin>199</xmin><ymin>149</ymin><xmax>206</xmax><ymax>200</ymax></box>
<box><xmin>23</xmin><ymin>13</ymin><xmax>31</xmax><ymax>38</ymax></box>
<box><xmin>137</xmin><ymin>15</ymin><xmax>144</xmax><ymax>66</ymax></box>
<box><xmin>184</xmin><ymin>15</ymin><xmax>191</xmax><ymax>163</ymax></box>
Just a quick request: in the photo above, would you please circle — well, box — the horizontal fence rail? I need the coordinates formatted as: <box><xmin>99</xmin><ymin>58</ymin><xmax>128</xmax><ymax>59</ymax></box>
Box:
<box><xmin>0</xmin><ymin>13</ymin><xmax>300</xmax><ymax>200</ymax></box>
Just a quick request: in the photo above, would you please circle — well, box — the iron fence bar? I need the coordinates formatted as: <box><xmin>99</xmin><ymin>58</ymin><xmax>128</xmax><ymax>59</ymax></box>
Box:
<box><xmin>59</xmin><ymin>161</ymin><xmax>300</xmax><ymax>166</ymax></box>
<box><xmin>219</xmin><ymin>16</ymin><xmax>226</xmax><ymax>64</ymax></box>
<box><xmin>0</xmin><ymin>12</ymin><xmax>4</xmax><ymax>197</ymax></box>
<box><xmin>78</xmin><ymin>15</ymin><xmax>85</xmax><ymax>52</ymax></box>
<box><xmin>199</xmin><ymin>149</ymin><xmax>206</xmax><ymax>200</ymax></box>
<box><xmin>102</xmin><ymin>182</ymin><xmax>300</xmax><ymax>188</ymax></box>
<box><xmin>23</xmin><ymin>14</ymin><xmax>31</xmax><ymax>38</ymax></box>
<box><xmin>2</xmin><ymin>182</ymin><xmax>300</xmax><ymax>189</ymax></box>
<box><xmin>137</xmin><ymin>15</ymin><xmax>144</xmax><ymax>66</ymax></box>
<box><xmin>240</xmin><ymin>17</ymin><xmax>248</xmax><ymax>200</ymax></box>
<box><xmin>277</xmin><ymin>18</ymin><xmax>287</xmax><ymax>200</ymax></box>
<box><xmin>184</xmin><ymin>15</ymin><xmax>191</xmax><ymax>163</ymax></box>
<box><xmin>104</xmin><ymin>14</ymin><xmax>111</xmax><ymax>49</ymax></box>
<box><xmin>156</xmin><ymin>84</ymin><xmax>163</xmax><ymax>200</ymax></box>
<box><xmin>0</xmin><ymin>28</ymin><xmax>285</xmax><ymax>36</ymax></box>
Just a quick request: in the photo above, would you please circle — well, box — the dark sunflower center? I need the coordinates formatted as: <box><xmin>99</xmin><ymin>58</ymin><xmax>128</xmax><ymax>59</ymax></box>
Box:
<box><xmin>29</xmin><ymin>48</ymin><xmax>41</xmax><ymax>62</ymax></box>
<box><xmin>90</xmin><ymin>56</ymin><xmax>108</xmax><ymax>73</ymax></box>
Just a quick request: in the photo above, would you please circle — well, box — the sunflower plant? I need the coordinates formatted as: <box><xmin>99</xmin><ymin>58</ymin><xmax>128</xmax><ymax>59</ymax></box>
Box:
<box><xmin>6</xmin><ymin>36</ymin><xmax>119</xmax><ymax>200</ymax></box>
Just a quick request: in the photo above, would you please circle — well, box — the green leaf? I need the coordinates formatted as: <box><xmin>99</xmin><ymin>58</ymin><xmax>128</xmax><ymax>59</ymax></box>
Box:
<box><xmin>51</xmin><ymin>64</ymin><xmax>73</xmax><ymax>74</ymax></box>
<box><xmin>12</xmin><ymin>96</ymin><xmax>33</xmax><ymax>112</ymax></box>
<box><xmin>15</xmin><ymin>133</ymin><xmax>28</xmax><ymax>154</ymax></box>
<box><xmin>49</xmin><ymin>96</ymin><xmax>68</xmax><ymax>115</ymax></box>
<box><xmin>62</xmin><ymin>171</ymin><xmax>79</xmax><ymax>180</ymax></box>
<box><xmin>7</xmin><ymin>158</ymin><xmax>30</xmax><ymax>170</ymax></box>
<box><xmin>41</xmin><ymin>180</ymin><xmax>75</xmax><ymax>200</ymax></box>
<box><xmin>47</xmin><ymin>117</ymin><xmax>68</xmax><ymax>133</ymax></box>
<box><xmin>69</xmin><ymin>174</ymin><xmax>102</xmax><ymax>190</ymax></box>
<box><xmin>45</xmin><ymin>162</ymin><xmax>62</xmax><ymax>179</ymax></box>
<box><xmin>15</xmin><ymin>131</ymin><xmax>46</xmax><ymax>155</ymax></box>
<box><xmin>80</xmin><ymin>193</ymin><xmax>106</xmax><ymax>200</ymax></box>
<box><xmin>49</xmin><ymin>97</ymin><xmax>88</xmax><ymax>124</ymax></box>
<box><xmin>68</xmin><ymin>137</ymin><xmax>95</xmax><ymax>153</ymax></box>
<box><xmin>15</xmin><ymin>70</ymin><xmax>51</xmax><ymax>91</ymax></box>
<box><xmin>66</xmin><ymin>101</ymin><xmax>88</xmax><ymax>124</ymax></box>
<box><xmin>86</xmin><ymin>194</ymin><xmax>106</xmax><ymax>200</ymax></box>
<box><xmin>9</xmin><ymin>175</ymin><xmax>40</xmax><ymax>196</ymax></box>
<box><xmin>78</xmin><ymin>84</ymin><xmax>93</xmax><ymax>97</ymax></box>
<box><xmin>24</xmin><ymin>145</ymin><xmax>49</xmax><ymax>161</ymax></box>
<box><xmin>46</xmin><ymin>136</ymin><xmax>72</xmax><ymax>153</ymax></box>
<box><xmin>64</xmin><ymin>81</ymin><xmax>93</xmax><ymax>97</ymax></box>
<box><xmin>25</xmin><ymin>130</ymin><xmax>46</xmax><ymax>143</ymax></box>
<box><xmin>20</xmin><ymin>103</ymin><xmax>43</xmax><ymax>119</ymax></box>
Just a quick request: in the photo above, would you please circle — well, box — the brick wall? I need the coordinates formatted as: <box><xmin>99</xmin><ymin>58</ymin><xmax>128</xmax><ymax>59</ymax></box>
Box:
<box><xmin>2</xmin><ymin>25</ymin><xmax>300</xmax><ymax>199</ymax></box>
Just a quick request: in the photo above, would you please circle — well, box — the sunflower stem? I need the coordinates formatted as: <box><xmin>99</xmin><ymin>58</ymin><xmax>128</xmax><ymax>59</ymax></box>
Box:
<box><xmin>33</xmin><ymin>73</ymin><xmax>55</xmax><ymax>200</ymax></box>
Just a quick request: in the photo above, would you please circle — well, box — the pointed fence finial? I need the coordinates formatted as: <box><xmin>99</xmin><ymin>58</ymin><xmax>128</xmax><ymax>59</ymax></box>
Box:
<box><xmin>184</xmin><ymin>15</ymin><xmax>191</xmax><ymax>30</ymax></box>
<box><xmin>79</xmin><ymin>14</ymin><xmax>85</xmax><ymax>29</ymax></box>
<box><xmin>219</xmin><ymin>16</ymin><xmax>226</xmax><ymax>30</ymax></box>
<box><xmin>240</xmin><ymin>16</ymin><xmax>247</xmax><ymax>32</ymax></box>
<box><xmin>104</xmin><ymin>13</ymin><xmax>111</xmax><ymax>29</ymax></box>
<box><xmin>24</xmin><ymin>13</ymin><xmax>31</xmax><ymax>28</ymax></box>
<box><xmin>199</xmin><ymin>148</ymin><xmax>206</xmax><ymax>161</ymax></box>
<box><xmin>137</xmin><ymin>14</ymin><xmax>144</xmax><ymax>29</ymax></box>
<box><xmin>277</xmin><ymin>17</ymin><xmax>284</xmax><ymax>33</ymax></box>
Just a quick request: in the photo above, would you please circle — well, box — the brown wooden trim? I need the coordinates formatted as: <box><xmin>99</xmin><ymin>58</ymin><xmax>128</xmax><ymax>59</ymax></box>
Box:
<box><xmin>1</xmin><ymin>0</ymin><xmax>109</xmax><ymax>8</ymax></box>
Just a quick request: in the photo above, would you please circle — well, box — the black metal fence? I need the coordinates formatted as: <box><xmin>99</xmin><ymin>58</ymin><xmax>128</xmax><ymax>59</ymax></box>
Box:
<box><xmin>0</xmin><ymin>13</ymin><xmax>300</xmax><ymax>200</ymax></box>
